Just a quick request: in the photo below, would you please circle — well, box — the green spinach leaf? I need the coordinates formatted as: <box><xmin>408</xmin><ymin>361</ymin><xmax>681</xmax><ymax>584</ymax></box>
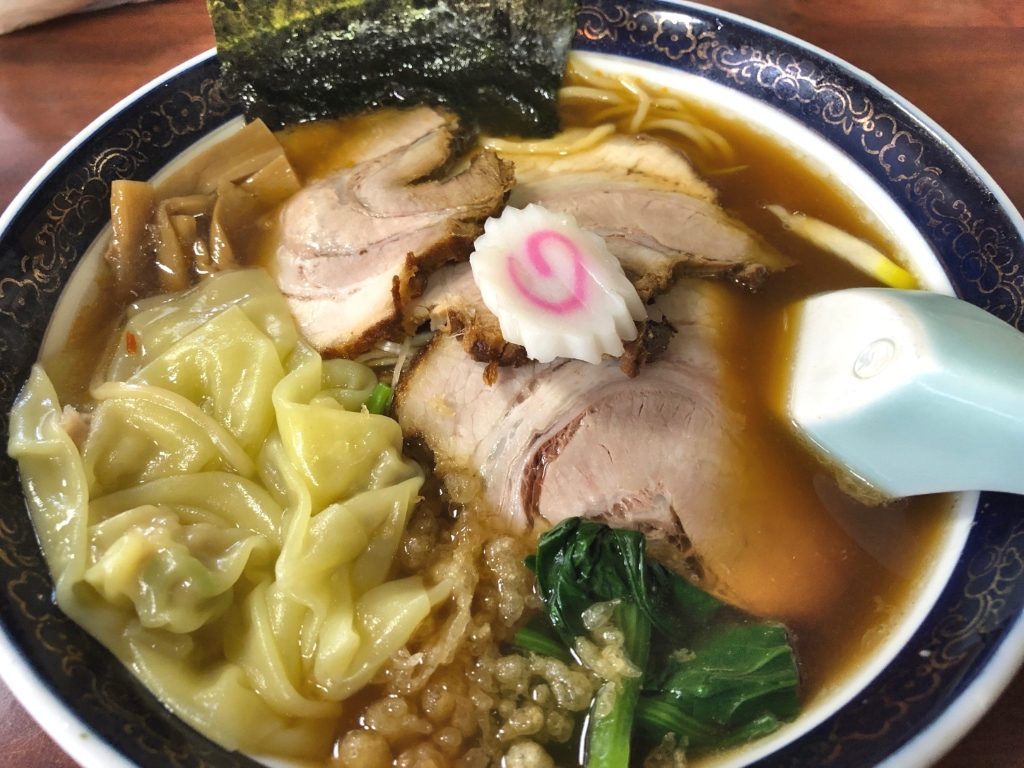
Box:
<box><xmin>524</xmin><ymin>518</ymin><xmax>801</xmax><ymax>764</ymax></box>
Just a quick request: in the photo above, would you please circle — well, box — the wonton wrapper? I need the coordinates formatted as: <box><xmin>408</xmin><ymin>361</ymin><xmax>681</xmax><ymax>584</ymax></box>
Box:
<box><xmin>9</xmin><ymin>270</ymin><xmax>443</xmax><ymax>759</ymax></box>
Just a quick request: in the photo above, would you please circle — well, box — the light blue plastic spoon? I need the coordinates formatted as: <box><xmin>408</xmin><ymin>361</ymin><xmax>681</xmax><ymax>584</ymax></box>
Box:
<box><xmin>782</xmin><ymin>288</ymin><xmax>1024</xmax><ymax>500</ymax></box>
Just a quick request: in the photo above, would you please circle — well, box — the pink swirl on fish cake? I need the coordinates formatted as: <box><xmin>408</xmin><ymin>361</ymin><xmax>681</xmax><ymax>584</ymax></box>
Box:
<box><xmin>507</xmin><ymin>229</ymin><xmax>588</xmax><ymax>315</ymax></box>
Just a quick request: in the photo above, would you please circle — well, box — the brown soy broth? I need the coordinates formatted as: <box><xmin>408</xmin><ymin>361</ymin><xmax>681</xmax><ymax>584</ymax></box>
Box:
<box><xmin>709</xmin><ymin>128</ymin><xmax>947</xmax><ymax>699</ymax></box>
<box><xmin>561</xmin><ymin>84</ymin><xmax>949</xmax><ymax>702</ymax></box>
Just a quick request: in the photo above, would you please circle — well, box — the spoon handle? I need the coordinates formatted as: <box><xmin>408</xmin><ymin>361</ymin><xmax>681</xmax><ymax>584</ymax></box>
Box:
<box><xmin>784</xmin><ymin>288</ymin><xmax>1024</xmax><ymax>499</ymax></box>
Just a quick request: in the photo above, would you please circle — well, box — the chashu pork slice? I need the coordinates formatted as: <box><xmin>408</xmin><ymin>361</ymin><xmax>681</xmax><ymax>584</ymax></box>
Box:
<box><xmin>507</xmin><ymin>134</ymin><xmax>719</xmax><ymax>203</ymax></box>
<box><xmin>408</xmin><ymin>262</ymin><xmax>671</xmax><ymax>373</ymax></box>
<box><xmin>406</xmin><ymin>134</ymin><xmax>788</xmax><ymax>368</ymax></box>
<box><xmin>395</xmin><ymin>280</ymin><xmax>848</xmax><ymax>620</ymax></box>
<box><xmin>506</xmin><ymin>133</ymin><xmax>788</xmax><ymax>296</ymax></box>
<box><xmin>274</xmin><ymin>106</ymin><xmax>514</xmax><ymax>357</ymax></box>
<box><xmin>511</xmin><ymin>174</ymin><xmax>789</xmax><ymax>296</ymax></box>
<box><xmin>408</xmin><ymin>262</ymin><xmax>528</xmax><ymax>367</ymax></box>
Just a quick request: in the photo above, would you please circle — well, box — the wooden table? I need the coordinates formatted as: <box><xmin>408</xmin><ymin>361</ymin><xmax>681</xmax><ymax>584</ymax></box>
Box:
<box><xmin>0</xmin><ymin>0</ymin><xmax>1022</xmax><ymax>765</ymax></box>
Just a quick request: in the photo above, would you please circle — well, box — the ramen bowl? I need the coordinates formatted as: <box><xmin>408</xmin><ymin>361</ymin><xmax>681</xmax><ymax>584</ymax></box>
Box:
<box><xmin>1</xmin><ymin>2</ymin><xmax>1023</xmax><ymax>767</ymax></box>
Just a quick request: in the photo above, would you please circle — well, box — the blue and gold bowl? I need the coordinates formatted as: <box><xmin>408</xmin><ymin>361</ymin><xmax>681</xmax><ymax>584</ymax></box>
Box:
<box><xmin>1</xmin><ymin>2</ymin><xmax>1022</xmax><ymax>766</ymax></box>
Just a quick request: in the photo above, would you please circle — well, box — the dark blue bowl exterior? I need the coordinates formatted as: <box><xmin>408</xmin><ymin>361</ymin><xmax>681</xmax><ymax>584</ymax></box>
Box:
<box><xmin>1</xmin><ymin>2</ymin><xmax>1023</xmax><ymax>766</ymax></box>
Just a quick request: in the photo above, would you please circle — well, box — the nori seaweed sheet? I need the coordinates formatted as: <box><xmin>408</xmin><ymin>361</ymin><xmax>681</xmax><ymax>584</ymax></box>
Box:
<box><xmin>207</xmin><ymin>0</ymin><xmax>579</xmax><ymax>136</ymax></box>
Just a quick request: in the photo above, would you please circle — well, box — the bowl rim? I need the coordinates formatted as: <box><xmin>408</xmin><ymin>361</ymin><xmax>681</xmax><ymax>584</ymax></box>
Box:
<box><xmin>682</xmin><ymin>0</ymin><xmax>1024</xmax><ymax>235</ymax></box>
<box><xmin>0</xmin><ymin>48</ymin><xmax>222</xmax><ymax>768</ymax></box>
<box><xmin>1</xmin><ymin>2</ymin><xmax>1022</xmax><ymax>766</ymax></box>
